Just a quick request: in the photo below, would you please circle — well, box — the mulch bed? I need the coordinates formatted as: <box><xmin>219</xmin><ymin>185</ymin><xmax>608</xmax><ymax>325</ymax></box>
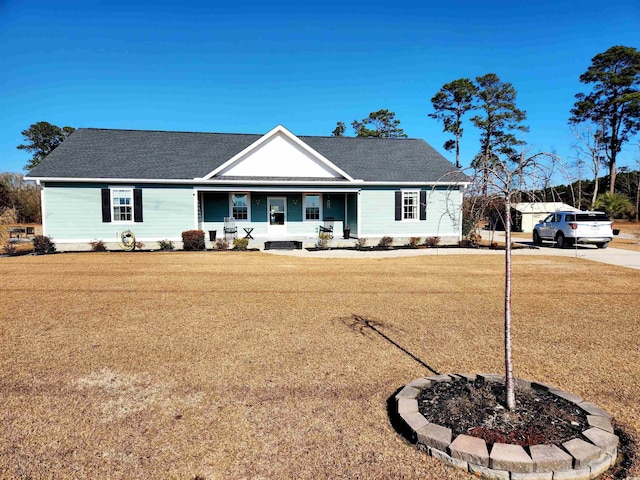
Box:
<box><xmin>417</xmin><ymin>379</ymin><xmax>588</xmax><ymax>447</ymax></box>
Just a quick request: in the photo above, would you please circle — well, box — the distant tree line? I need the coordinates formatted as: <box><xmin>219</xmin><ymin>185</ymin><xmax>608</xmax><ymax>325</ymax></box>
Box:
<box><xmin>537</xmin><ymin>169</ymin><xmax>639</xmax><ymax>220</ymax></box>
<box><xmin>0</xmin><ymin>173</ymin><xmax>41</xmax><ymax>224</ymax></box>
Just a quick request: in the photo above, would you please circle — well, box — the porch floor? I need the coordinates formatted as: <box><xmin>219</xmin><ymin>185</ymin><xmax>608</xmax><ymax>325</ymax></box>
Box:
<box><xmin>214</xmin><ymin>235</ymin><xmax>359</xmax><ymax>250</ymax></box>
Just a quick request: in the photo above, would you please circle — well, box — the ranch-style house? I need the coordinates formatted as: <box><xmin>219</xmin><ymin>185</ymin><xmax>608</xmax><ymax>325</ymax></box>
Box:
<box><xmin>26</xmin><ymin>125</ymin><xmax>469</xmax><ymax>250</ymax></box>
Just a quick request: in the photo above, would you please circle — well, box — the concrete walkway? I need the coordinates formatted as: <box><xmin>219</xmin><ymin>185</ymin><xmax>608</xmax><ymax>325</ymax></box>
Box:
<box><xmin>264</xmin><ymin>240</ymin><xmax>640</xmax><ymax>270</ymax></box>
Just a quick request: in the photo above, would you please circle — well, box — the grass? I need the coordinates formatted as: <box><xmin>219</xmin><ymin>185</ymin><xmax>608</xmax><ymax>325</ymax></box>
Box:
<box><xmin>5</xmin><ymin>242</ymin><xmax>35</xmax><ymax>254</ymax></box>
<box><xmin>1</xmin><ymin>252</ymin><xmax>639</xmax><ymax>479</ymax></box>
<box><xmin>612</xmin><ymin>221</ymin><xmax>640</xmax><ymax>252</ymax></box>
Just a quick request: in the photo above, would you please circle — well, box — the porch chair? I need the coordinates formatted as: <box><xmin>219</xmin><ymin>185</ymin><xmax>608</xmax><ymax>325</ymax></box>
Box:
<box><xmin>223</xmin><ymin>217</ymin><xmax>237</xmax><ymax>240</ymax></box>
<box><xmin>318</xmin><ymin>216</ymin><xmax>334</xmax><ymax>239</ymax></box>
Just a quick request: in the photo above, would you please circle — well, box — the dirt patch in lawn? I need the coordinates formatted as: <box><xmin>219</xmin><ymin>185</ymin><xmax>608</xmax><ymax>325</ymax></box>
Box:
<box><xmin>418</xmin><ymin>379</ymin><xmax>587</xmax><ymax>446</ymax></box>
<box><xmin>1</xmin><ymin>252</ymin><xmax>639</xmax><ymax>479</ymax></box>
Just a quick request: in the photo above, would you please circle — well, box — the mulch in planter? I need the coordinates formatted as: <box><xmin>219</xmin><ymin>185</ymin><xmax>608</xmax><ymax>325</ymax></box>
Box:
<box><xmin>417</xmin><ymin>378</ymin><xmax>588</xmax><ymax>447</ymax></box>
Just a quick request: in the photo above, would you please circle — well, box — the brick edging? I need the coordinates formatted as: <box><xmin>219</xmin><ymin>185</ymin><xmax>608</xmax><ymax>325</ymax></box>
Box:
<box><xmin>394</xmin><ymin>374</ymin><xmax>618</xmax><ymax>480</ymax></box>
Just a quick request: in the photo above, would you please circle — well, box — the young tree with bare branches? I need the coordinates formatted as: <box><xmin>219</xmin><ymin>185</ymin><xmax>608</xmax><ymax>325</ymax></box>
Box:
<box><xmin>465</xmin><ymin>151</ymin><xmax>557</xmax><ymax>410</ymax></box>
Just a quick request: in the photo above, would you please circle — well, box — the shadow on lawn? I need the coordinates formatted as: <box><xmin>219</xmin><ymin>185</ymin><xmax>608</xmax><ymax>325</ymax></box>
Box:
<box><xmin>344</xmin><ymin>314</ymin><xmax>639</xmax><ymax>479</ymax></box>
<box><xmin>341</xmin><ymin>314</ymin><xmax>440</xmax><ymax>376</ymax></box>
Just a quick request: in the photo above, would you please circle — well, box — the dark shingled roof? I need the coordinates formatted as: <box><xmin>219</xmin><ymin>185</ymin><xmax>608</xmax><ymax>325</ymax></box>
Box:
<box><xmin>27</xmin><ymin>128</ymin><xmax>468</xmax><ymax>183</ymax></box>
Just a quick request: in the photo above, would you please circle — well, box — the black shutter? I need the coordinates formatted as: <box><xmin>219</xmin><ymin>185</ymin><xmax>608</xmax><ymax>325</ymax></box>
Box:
<box><xmin>420</xmin><ymin>191</ymin><xmax>427</xmax><ymax>220</ymax></box>
<box><xmin>101</xmin><ymin>189</ymin><xmax>111</xmax><ymax>223</ymax></box>
<box><xmin>133</xmin><ymin>188</ymin><xmax>143</xmax><ymax>222</ymax></box>
<box><xmin>395</xmin><ymin>191</ymin><xmax>402</xmax><ymax>221</ymax></box>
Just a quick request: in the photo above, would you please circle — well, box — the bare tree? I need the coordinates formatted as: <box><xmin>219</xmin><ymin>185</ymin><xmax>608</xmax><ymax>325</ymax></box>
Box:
<box><xmin>464</xmin><ymin>150</ymin><xmax>558</xmax><ymax>410</ymax></box>
<box><xmin>570</xmin><ymin>124</ymin><xmax>607</xmax><ymax>208</ymax></box>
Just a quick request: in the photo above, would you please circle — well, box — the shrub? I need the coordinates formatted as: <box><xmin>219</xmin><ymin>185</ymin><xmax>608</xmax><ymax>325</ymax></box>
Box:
<box><xmin>232</xmin><ymin>238</ymin><xmax>249</xmax><ymax>251</ymax></box>
<box><xmin>424</xmin><ymin>236</ymin><xmax>440</xmax><ymax>247</ymax></box>
<box><xmin>3</xmin><ymin>244</ymin><xmax>17</xmax><ymax>255</ymax></box>
<box><xmin>409</xmin><ymin>237</ymin><xmax>421</xmax><ymax>248</ymax></box>
<box><xmin>157</xmin><ymin>239</ymin><xmax>175</xmax><ymax>251</ymax></box>
<box><xmin>469</xmin><ymin>231</ymin><xmax>482</xmax><ymax>246</ymax></box>
<box><xmin>355</xmin><ymin>238</ymin><xmax>367</xmax><ymax>249</ymax></box>
<box><xmin>316</xmin><ymin>232</ymin><xmax>332</xmax><ymax>249</ymax></box>
<box><xmin>593</xmin><ymin>192</ymin><xmax>633</xmax><ymax>219</ymax></box>
<box><xmin>90</xmin><ymin>239</ymin><xmax>107</xmax><ymax>252</ymax></box>
<box><xmin>214</xmin><ymin>238</ymin><xmax>229</xmax><ymax>250</ymax></box>
<box><xmin>377</xmin><ymin>236</ymin><xmax>393</xmax><ymax>248</ymax></box>
<box><xmin>32</xmin><ymin>235</ymin><xmax>56</xmax><ymax>254</ymax></box>
<box><xmin>182</xmin><ymin>230</ymin><xmax>205</xmax><ymax>251</ymax></box>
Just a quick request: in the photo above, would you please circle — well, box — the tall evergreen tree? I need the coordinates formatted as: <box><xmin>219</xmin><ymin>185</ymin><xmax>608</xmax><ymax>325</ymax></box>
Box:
<box><xmin>332</xmin><ymin>121</ymin><xmax>346</xmax><ymax>137</ymax></box>
<box><xmin>570</xmin><ymin>45</ymin><xmax>640</xmax><ymax>194</ymax></box>
<box><xmin>429</xmin><ymin>78</ymin><xmax>478</xmax><ymax>168</ymax></box>
<box><xmin>351</xmin><ymin>109</ymin><xmax>407</xmax><ymax>138</ymax></box>
<box><xmin>17</xmin><ymin>121</ymin><xmax>75</xmax><ymax>170</ymax></box>
<box><xmin>470</xmin><ymin>74</ymin><xmax>528</xmax><ymax>195</ymax></box>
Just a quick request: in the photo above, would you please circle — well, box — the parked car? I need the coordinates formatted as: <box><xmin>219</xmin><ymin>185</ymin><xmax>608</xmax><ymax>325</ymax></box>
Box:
<box><xmin>533</xmin><ymin>211</ymin><xmax>613</xmax><ymax>249</ymax></box>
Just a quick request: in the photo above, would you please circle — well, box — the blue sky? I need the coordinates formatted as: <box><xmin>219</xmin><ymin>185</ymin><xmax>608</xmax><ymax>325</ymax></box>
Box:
<box><xmin>1</xmin><ymin>0</ymin><xmax>639</xmax><ymax>178</ymax></box>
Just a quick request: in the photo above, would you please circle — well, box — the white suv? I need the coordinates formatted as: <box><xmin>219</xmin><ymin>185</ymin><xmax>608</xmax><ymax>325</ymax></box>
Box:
<box><xmin>533</xmin><ymin>211</ymin><xmax>613</xmax><ymax>249</ymax></box>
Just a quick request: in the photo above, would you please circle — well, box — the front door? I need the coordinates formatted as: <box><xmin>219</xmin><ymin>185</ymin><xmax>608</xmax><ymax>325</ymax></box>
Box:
<box><xmin>268</xmin><ymin>197</ymin><xmax>286</xmax><ymax>235</ymax></box>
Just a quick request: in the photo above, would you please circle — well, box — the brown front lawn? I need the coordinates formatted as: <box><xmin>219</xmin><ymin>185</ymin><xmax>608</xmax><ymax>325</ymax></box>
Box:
<box><xmin>612</xmin><ymin>221</ymin><xmax>640</xmax><ymax>252</ymax></box>
<box><xmin>1</xmin><ymin>252</ymin><xmax>638</xmax><ymax>479</ymax></box>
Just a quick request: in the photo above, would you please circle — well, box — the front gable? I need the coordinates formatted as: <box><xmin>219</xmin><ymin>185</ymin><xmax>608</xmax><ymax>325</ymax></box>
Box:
<box><xmin>201</xmin><ymin>125</ymin><xmax>354</xmax><ymax>181</ymax></box>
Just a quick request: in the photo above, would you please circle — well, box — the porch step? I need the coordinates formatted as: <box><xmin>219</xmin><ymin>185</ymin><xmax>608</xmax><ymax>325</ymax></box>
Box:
<box><xmin>264</xmin><ymin>241</ymin><xmax>303</xmax><ymax>250</ymax></box>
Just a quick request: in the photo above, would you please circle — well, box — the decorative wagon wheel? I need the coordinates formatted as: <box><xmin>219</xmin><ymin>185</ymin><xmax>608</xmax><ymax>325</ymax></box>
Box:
<box><xmin>120</xmin><ymin>230</ymin><xmax>136</xmax><ymax>251</ymax></box>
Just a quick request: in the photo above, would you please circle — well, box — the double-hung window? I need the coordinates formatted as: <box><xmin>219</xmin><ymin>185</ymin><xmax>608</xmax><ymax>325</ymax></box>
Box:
<box><xmin>403</xmin><ymin>191</ymin><xmax>419</xmax><ymax>220</ymax></box>
<box><xmin>395</xmin><ymin>190</ymin><xmax>426</xmax><ymax>221</ymax></box>
<box><xmin>304</xmin><ymin>194</ymin><xmax>321</xmax><ymax>220</ymax></box>
<box><xmin>112</xmin><ymin>188</ymin><xmax>133</xmax><ymax>222</ymax></box>
<box><xmin>231</xmin><ymin>193</ymin><xmax>249</xmax><ymax>220</ymax></box>
<box><xmin>101</xmin><ymin>187</ymin><xmax>142</xmax><ymax>223</ymax></box>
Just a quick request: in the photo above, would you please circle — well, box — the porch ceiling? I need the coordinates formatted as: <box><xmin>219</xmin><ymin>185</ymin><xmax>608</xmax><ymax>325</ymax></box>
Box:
<box><xmin>195</xmin><ymin>186</ymin><xmax>361</xmax><ymax>193</ymax></box>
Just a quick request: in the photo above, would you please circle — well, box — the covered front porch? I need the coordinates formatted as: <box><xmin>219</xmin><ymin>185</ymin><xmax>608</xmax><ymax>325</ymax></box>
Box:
<box><xmin>196</xmin><ymin>188</ymin><xmax>359</xmax><ymax>243</ymax></box>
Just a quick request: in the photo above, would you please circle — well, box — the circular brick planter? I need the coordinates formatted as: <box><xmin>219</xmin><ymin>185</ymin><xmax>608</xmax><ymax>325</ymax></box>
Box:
<box><xmin>394</xmin><ymin>374</ymin><xmax>618</xmax><ymax>480</ymax></box>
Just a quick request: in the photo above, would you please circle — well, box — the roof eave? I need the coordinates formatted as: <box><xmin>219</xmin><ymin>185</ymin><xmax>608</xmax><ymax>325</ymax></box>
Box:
<box><xmin>26</xmin><ymin>176</ymin><xmax>469</xmax><ymax>187</ymax></box>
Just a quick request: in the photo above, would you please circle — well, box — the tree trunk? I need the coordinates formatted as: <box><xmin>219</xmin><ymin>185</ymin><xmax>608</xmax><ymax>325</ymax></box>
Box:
<box><xmin>577</xmin><ymin>178</ymin><xmax>582</xmax><ymax>209</ymax></box>
<box><xmin>608</xmin><ymin>135</ymin><xmax>617</xmax><ymax>194</ymax></box>
<box><xmin>635</xmin><ymin>170</ymin><xmax>639</xmax><ymax>222</ymax></box>
<box><xmin>591</xmin><ymin>176</ymin><xmax>599</xmax><ymax>209</ymax></box>
<box><xmin>609</xmin><ymin>164</ymin><xmax>617</xmax><ymax>194</ymax></box>
<box><xmin>504</xmin><ymin>198</ymin><xmax>515</xmax><ymax>411</ymax></box>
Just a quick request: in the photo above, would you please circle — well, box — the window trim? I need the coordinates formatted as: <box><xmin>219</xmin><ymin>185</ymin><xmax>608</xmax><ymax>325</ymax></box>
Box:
<box><xmin>229</xmin><ymin>192</ymin><xmax>251</xmax><ymax>221</ymax></box>
<box><xmin>401</xmin><ymin>189</ymin><xmax>420</xmax><ymax>222</ymax></box>
<box><xmin>110</xmin><ymin>187</ymin><xmax>135</xmax><ymax>224</ymax></box>
<box><xmin>303</xmin><ymin>193</ymin><xmax>322</xmax><ymax>221</ymax></box>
